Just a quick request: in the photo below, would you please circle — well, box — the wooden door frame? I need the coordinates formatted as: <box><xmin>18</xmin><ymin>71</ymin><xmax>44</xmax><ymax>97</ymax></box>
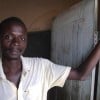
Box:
<box><xmin>93</xmin><ymin>0</ymin><xmax>99</xmax><ymax>100</ymax></box>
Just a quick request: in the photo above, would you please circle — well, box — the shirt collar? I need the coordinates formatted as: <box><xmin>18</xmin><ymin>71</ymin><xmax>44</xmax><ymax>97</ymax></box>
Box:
<box><xmin>0</xmin><ymin>56</ymin><xmax>31</xmax><ymax>79</ymax></box>
<box><xmin>0</xmin><ymin>58</ymin><xmax>6</xmax><ymax>79</ymax></box>
<box><xmin>21</xmin><ymin>56</ymin><xmax>31</xmax><ymax>73</ymax></box>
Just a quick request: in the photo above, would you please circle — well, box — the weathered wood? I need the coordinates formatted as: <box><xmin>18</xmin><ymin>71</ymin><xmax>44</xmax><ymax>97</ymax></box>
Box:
<box><xmin>96</xmin><ymin>0</ymin><xmax>100</xmax><ymax>99</ymax></box>
<box><xmin>50</xmin><ymin>0</ymin><xmax>95</xmax><ymax>100</ymax></box>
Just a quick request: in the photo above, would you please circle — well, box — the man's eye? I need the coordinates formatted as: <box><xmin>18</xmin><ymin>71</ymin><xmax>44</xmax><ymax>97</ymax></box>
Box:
<box><xmin>4</xmin><ymin>35</ymin><xmax>12</xmax><ymax>40</ymax></box>
<box><xmin>20</xmin><ymin>37</ymin><xmax>26</xmax><ymax>41</ymax></box>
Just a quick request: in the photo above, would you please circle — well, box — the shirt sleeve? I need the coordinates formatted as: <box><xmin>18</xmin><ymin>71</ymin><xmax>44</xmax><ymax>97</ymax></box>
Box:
<box><xmin>43</xmin><ymin>59</ymin><xmax>71</xmax><ymax>89</ymax></box>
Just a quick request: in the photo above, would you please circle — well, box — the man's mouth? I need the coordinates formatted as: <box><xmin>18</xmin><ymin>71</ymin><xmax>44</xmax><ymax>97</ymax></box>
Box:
<box><xmin>8</xmin><ymin>49</ymin><xmax>21</xmax><ymax>55</ymax></box>
<box><xmin>11</xmin><ymin>50</ymin><xmax>19</xmax><ymax>54</ymax></box>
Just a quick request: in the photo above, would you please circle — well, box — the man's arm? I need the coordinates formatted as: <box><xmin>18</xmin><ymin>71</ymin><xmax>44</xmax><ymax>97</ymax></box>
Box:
<box><xmin>67</xmin><ymin>41</ymin><xmax>100</xmax><ymax>80</ymax></box>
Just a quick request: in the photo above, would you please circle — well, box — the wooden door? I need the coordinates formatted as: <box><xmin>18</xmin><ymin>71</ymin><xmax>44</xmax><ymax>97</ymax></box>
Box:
<box><xmin>50</xmin><ymin>0</ymin><xmax>96</xmax><ymax>100</ymax></box>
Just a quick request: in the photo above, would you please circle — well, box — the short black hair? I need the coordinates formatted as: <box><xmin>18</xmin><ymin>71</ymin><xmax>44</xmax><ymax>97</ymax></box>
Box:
<box><xmin>0</xmin><ymin>17</ymin><xmax>27</xmax><ymax>37</ymax></box>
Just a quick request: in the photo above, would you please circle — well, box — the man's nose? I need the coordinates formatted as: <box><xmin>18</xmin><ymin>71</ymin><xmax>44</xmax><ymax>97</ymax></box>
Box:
<box><xmin>12</xmin><ymin>37</ymin><xmax>20</xmax><ymax>46</ymax></box>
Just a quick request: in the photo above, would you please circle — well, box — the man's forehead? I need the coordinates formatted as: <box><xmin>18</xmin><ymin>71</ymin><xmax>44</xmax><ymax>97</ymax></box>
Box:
<box><xmin>3</xmin><ymin>23</ymin><xmax>27</xmax><ymax>34</ymax></box>
<box><xmin>12</xmin><ymin>32</ymin><xmax>24</xmax><ymax>35</ymax></box>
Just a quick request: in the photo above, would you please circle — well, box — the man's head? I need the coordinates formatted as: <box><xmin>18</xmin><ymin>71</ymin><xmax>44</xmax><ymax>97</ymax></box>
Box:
<box><xmin>0</xmin><ymin>17</ymin><xmax>27</xmax><ymax>60</ymax></box>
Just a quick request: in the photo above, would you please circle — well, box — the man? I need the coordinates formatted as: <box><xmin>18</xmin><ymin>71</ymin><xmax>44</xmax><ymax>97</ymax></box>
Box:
<box><xmin>0</xmin><ymin>17</ymin><xmax>100</xmax><ymax>100</ymax></box>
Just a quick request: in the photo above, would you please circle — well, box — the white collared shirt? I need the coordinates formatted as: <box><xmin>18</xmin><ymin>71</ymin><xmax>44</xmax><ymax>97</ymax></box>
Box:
<box><xmin>0</xmin><ymin>56</ymin><xmax>71</xmax><ymax>100</ymax></box>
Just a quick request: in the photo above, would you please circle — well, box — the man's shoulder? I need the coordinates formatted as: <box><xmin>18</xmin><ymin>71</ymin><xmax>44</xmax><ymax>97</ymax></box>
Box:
<box><xmin>21</xmin><ymin>56</ymin><xmax>52</xmax><ymax>70</ymax></box>
<box><xmin>22</xmin><ymin>56</ymin><xmax>50</xmax><ymax>64</ymax></box>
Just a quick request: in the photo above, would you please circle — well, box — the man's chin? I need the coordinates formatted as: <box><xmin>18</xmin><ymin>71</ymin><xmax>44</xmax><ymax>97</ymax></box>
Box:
<box><xmin>3</xmin><ymin>53</ymin><xmax>21</xmax><ymax>60</ymax></box>
<box><xmin>9</xmin><ymin>56</ymin><xmax>21</xmax><ymax>60</ymax></box>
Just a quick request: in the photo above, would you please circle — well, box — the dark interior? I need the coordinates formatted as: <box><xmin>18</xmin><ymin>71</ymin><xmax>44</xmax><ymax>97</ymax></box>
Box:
<box><xmin>23</xmin><ymin>30</ymin><xmax>51</xmax><ymax>59</ymax></box>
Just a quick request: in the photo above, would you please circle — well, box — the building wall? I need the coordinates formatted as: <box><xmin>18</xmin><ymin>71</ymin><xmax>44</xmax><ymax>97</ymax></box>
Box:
<box><xmin>0</xmin><ymin>0</ymin><xmax>80</xmax><ymax>32</ymax></box>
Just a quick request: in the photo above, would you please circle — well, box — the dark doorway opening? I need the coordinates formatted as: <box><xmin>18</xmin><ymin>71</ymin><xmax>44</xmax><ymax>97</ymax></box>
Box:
<box><xmin>23</xmin><ymin>30</ymin><xmax>51</xmax><ymax>59</ymax></box>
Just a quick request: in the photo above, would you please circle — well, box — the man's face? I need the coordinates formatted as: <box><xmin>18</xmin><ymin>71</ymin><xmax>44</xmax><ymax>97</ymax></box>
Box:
<box><xmin>0</xmin><ymin>23</ymin><xmax>27</xmax><ymax>59</ymax></box>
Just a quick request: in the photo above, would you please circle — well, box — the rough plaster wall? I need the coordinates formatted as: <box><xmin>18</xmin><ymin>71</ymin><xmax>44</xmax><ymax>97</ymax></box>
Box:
<box><xmin>0</xmin><ymin>0</ymin><xmax>80</xmax><ymax>32</ymax></box>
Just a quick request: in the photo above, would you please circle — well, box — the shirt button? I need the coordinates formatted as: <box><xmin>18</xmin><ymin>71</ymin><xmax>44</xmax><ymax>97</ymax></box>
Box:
<box><xmin>24</xmin><ymin>90</ymin><xmax>29</xmax><ymax>93</ymax></box>
<box><xmin>23</xmin><ymin>72</ymin><xmax>27</xmax><ymax>76</ymax></box>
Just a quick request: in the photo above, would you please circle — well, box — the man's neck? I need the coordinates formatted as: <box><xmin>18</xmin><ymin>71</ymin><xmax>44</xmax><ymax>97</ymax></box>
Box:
<box><xmin>2</xmin><ymin>57</ymin><xmax>22</xmax><ymax>74</ymax></box>
<box><xmin>2</xmin><ymin>57</ymin><xmax>22</xmax><ymax>88</ymax></box>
